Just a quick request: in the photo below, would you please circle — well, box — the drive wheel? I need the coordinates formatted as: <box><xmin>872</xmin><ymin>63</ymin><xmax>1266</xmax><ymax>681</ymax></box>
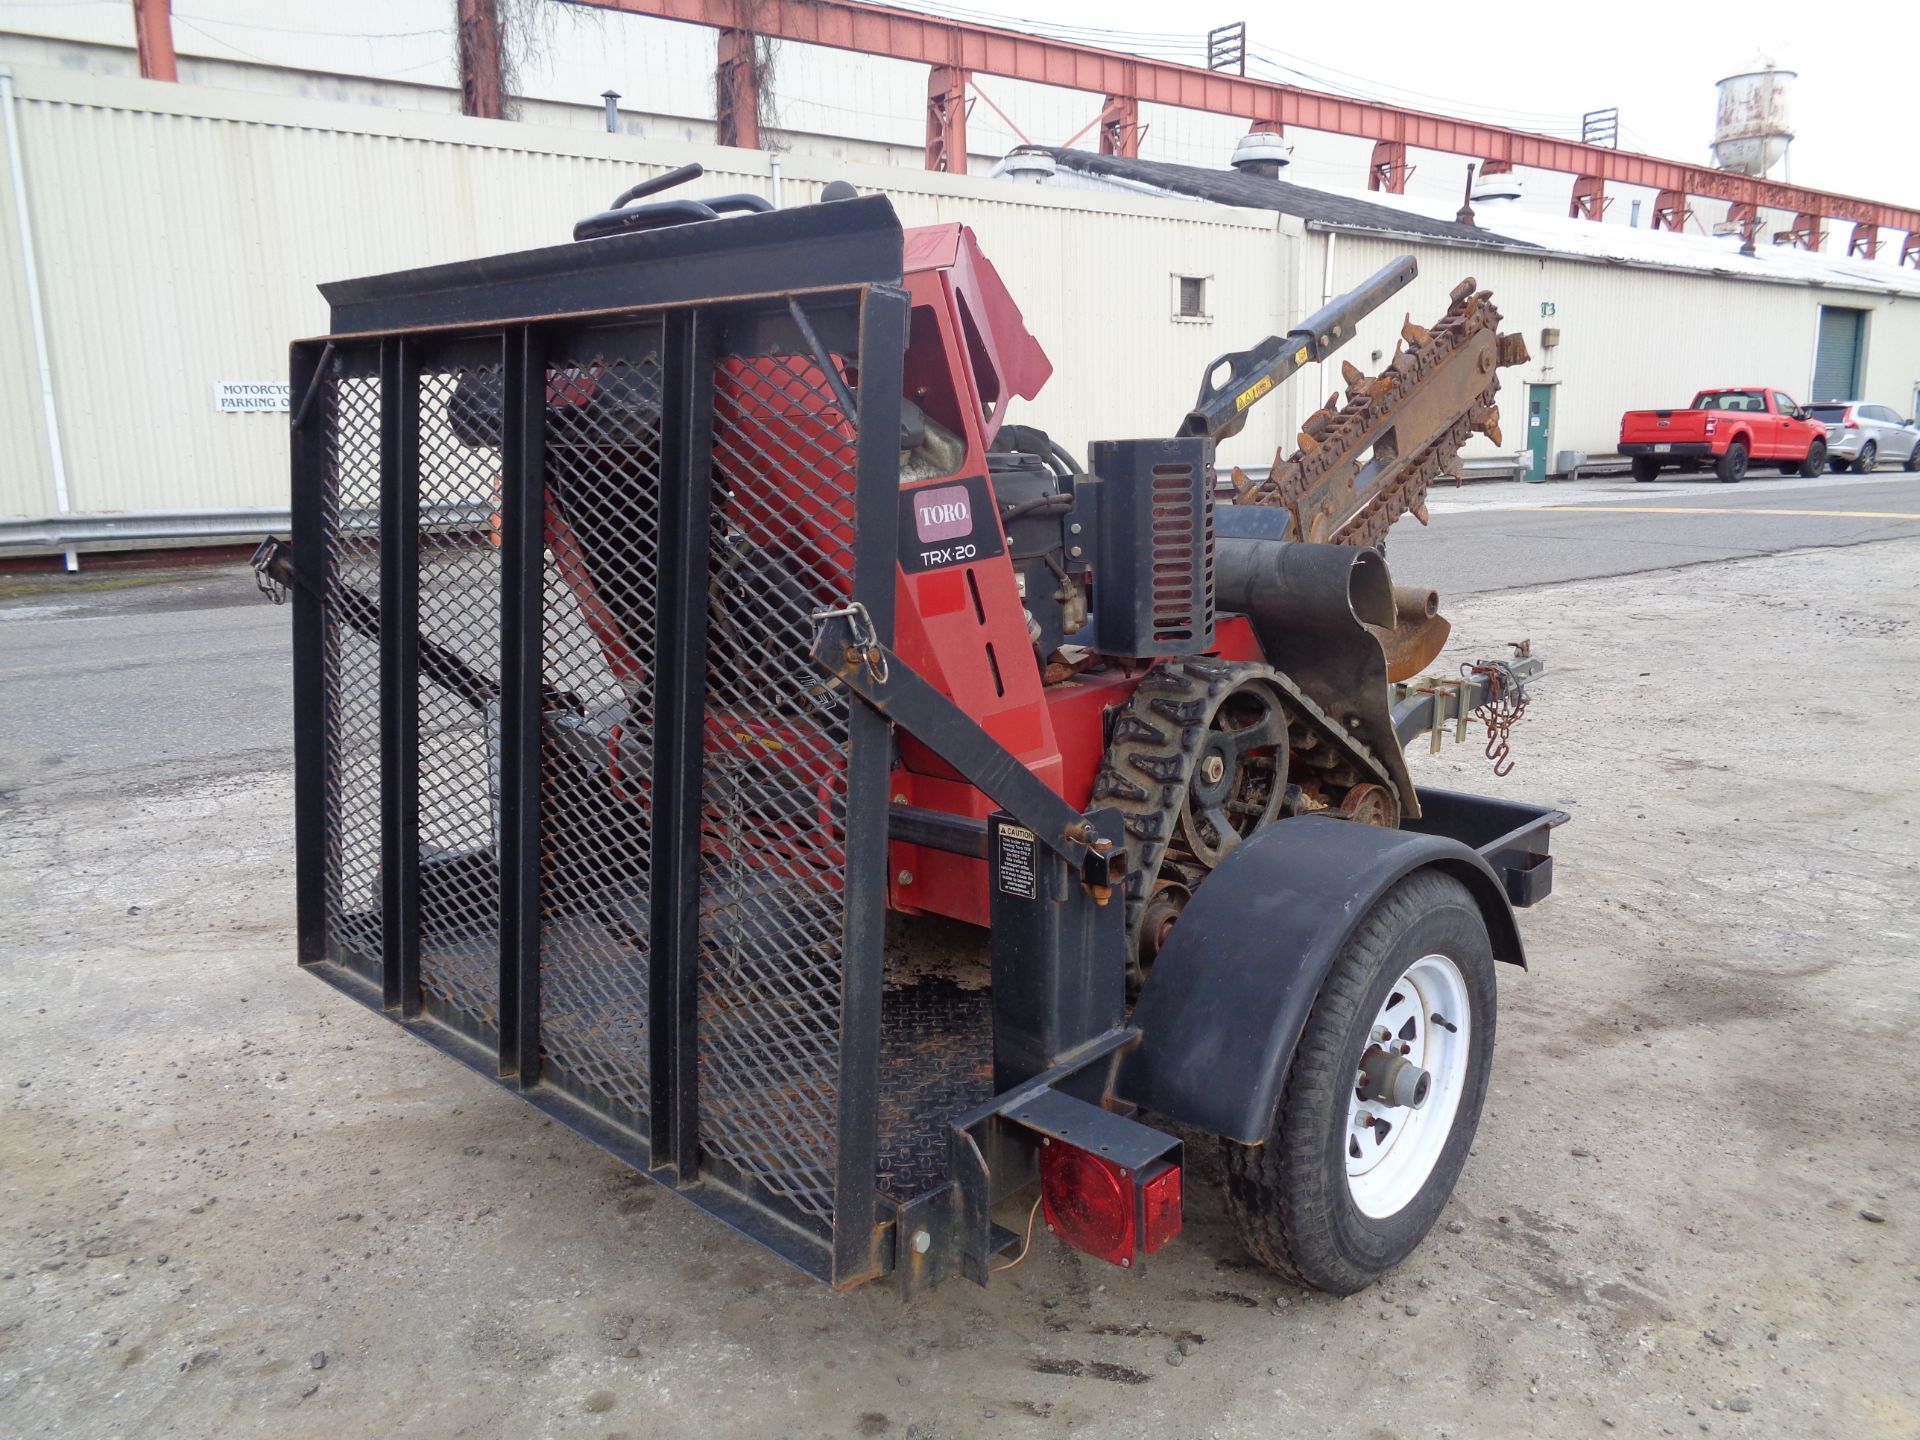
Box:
<box><xmin>1798</xmin><ymin>440</ymin><xmax>1827</xmax><ymax>478</ymax></box>
<box><xmin>1630</xmin><ymin>456</ymin><xmax>1660</xmax><ymax>482</ymax></box>
<box><xmin>1855</xmin><ymin>441</ymin><xmax>1877</xmax><ymax>474</ymax></box>
<box><xmin>1715</xmin><ymin>441</ymin><xmax>1747</xmax><ymax>483</ymax></box>
<box><xmin>1221</xmin><ymin>870</ymin><xmax>1495</xmax><ymax>1294</ymax></box>
<box><xmin>1178</xmin><ymin>681</ymin><xmax>1289</xmax><ymax>866</ymax></box>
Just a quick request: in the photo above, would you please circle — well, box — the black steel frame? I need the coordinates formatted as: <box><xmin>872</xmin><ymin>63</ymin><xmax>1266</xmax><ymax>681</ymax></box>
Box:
<box><xmin>288</xmin><ymin>196</ymin><xmax>1200</xmax><ymax>1298</ymax></box>
<box><xmin>289</xmin><ymin>201</ymin><xmax>914</xmax><ymax>1288</ymax></box>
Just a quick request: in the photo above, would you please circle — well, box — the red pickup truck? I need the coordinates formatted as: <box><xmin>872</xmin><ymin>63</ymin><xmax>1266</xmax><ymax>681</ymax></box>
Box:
<box><xmin>1619</xmin><ymin>388</ymin><xmax>1829</xmax><ymax>483</ymax></box>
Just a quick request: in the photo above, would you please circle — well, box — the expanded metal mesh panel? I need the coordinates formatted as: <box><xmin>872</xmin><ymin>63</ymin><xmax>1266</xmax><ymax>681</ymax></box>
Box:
<box><xmin>415</xmin><ymin>365</ymin><xmax>504</xmax><ymax>1033</ymax></box>
<box><xmin>695</xmin><ymin>354</ymin><xmax>860</xmax><ymax>1224</ymax></box>
<box><xmin>534</xmin><ymin>351</ymin><xmax>665</xmax><ymax>1123</ymax></box>
<box><xmin>319</xmin><ymin>370</ymin><xmax>383</xmax><ymax>967</ymax></box>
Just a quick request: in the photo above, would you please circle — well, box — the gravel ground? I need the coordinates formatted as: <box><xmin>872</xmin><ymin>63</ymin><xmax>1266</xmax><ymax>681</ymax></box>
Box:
<box><xmin>1</xmin><ymin>539</ymin><xmax>1917</xmax><ymax>1439</ymax></box>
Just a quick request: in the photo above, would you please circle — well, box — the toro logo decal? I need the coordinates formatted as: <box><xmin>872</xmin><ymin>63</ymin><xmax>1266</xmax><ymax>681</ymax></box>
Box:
<box><xmin>914</xmin><ymin>485</ymin><xmax>973</xmax><ymax>542</ymax></box>
<box><xmin>897</xmin><ymin>474</ymin><xmax>1005</xmax><ymax>574</ymax></box>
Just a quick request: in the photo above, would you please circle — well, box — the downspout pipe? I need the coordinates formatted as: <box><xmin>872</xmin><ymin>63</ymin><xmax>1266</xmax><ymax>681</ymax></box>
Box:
<box><xmin>1</xmin><ymin>67</ymin><xmax>76</xmax><ymax>572</ymax></box>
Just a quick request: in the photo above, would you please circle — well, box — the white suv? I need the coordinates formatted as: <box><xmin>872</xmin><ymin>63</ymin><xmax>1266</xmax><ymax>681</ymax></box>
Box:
<box><xmin>1804</xmin><ymin>402</ymin><xmax>1920</xmax><ymax>473</ymax></box>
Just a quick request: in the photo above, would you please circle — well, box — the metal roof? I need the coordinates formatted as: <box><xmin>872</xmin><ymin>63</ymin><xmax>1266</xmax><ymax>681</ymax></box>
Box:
<box><xmin>1033</xmin><ymin>148</ymin><xmax>1531</xmax><ymax>251</ymax></box>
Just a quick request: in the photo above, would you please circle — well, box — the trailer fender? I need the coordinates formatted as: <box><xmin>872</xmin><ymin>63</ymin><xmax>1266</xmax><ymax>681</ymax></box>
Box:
<box><xmin>1117</xmin><ymin>813</ymin><xmax>1522</xmax><ymax>1145</ymax></box>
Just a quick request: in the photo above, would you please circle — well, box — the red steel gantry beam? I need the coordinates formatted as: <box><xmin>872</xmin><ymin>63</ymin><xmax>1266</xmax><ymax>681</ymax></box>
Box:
<box><xmin>132</xmin><ymin>0</ymin><xmax>177</xmax><ymax>82</ymax></box>
<box><xmin>716</xmin><ymin>27</ymin><xmax>763</xmax><ymax>148</ymax></box>
<box><xmin>573</xmin><ymin>0</ymin><xmax>1920</xmax><ymax>239</ymax></box>
<box><xmin>925</xmin><ymin>63</ymin><xmax>968</xmax><ymax>171</ymax></box>
<box><xmin>456</xmin><ymin>0</ymin><xmax>508</xmax><ymax>118</ymax></box>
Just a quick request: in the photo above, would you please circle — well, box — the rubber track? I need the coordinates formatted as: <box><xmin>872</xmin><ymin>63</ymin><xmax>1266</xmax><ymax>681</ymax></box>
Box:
<box><xmin>1091</xmin><ymin>657</ymin><xmax>1392</xmax><ymax>969</ymax></box>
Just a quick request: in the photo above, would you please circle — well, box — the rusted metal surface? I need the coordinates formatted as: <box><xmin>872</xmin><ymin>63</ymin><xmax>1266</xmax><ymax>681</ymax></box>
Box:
<box><xmin>1239</xmin><ymin>277</ymin><xmax>1530</xmax><ymax>552</ymax></box>
<box><xmin>1464</xmin><ymin>651</ymin><xmax>1533</xmax><ymax>777</ymax></box>
<box><xmin>1374</xmin><ymin>584</ymin><xmax>1451</xmax><ymax>683</ymax></box>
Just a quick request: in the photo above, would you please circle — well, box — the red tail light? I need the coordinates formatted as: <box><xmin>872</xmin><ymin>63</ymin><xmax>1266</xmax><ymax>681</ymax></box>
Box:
<box><xmin>1041</xmin><ymin>1142</ymin><xmax>1135</xmax><ymax>1266</ymax></box>
<box><xmin>1039</xmin><ymin>1142</ymin><xmax>1185</xmax><ymax>1268</ymax></box>
<box><xmin>1704</xmin><ymin>417</ymin><xmax>1717</xmax><ymax>434</ymax></box>
<box><xmin>1140</xmin><ymin>1162</ymin><xmax>1183</xmax><ymax>1253</ymax></box>
<box><xmin>1844</xmin><ymin>415</ymin><xmax>1859</xmax><ymax>429</ymax></box>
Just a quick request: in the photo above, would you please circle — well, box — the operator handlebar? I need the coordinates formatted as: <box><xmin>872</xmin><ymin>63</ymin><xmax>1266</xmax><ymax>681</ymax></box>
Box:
<box><xmin>1179</xmin><ymin>255</ymin><xmax>1418</xmax><ymax>443</ymax></box>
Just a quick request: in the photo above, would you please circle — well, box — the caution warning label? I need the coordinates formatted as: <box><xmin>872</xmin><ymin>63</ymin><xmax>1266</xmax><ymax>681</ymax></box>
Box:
<box><xmin>994</xmin><ymin>822</ymin><xmax>1038</xmax><ymax>900</ymax></box>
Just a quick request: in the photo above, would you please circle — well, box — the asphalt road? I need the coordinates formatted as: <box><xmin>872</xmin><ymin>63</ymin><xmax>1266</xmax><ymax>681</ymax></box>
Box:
<box><xmin>3</xmin><ymin>470</ymin><xmax>1917</xmax><ymax>799</ymax></box>
<box><xmin>1392</xmin><ymin>470</ymin><xmax>1920</xmax><ymax>598</ymax></box>
<box><xmin>0</xmin><ymin>568</ymin><xmax>292</xmax><ymax>800</ymax></box>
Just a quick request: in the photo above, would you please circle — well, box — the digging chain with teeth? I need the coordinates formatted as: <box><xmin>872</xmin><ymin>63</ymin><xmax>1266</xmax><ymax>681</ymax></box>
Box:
<box><xmin>1092</xmin><ymin>657</ymin><xmax>1391</xmax><ymax>982</ymax></box>
<box><xmin>1235</xmin><ymin>277</ymin><xmax>1530</xmax><ymax>547</ymax></box>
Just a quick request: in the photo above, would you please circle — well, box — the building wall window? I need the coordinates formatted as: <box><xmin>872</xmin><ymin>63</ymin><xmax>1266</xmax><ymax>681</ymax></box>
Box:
<box><xmin>1173</xmin><ymin>274</ymin><xmax>1210</xmax><ymax>321</ymax></box>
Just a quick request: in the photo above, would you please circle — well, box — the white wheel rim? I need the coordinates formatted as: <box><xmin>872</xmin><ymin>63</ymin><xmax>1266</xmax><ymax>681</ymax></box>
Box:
<box><xmin>1345</xmin><ymin>952</ymin><xmax>1471</xmax><ymax>1219</ymax></box>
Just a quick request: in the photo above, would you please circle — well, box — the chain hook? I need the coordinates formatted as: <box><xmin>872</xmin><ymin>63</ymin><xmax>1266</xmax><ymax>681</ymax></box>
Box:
<box><xmin>811</xmin><ymin>601</ymin><xmax>889</xmax><ymax>687</ymax></box>
<box><xmin>1462</xmin><ymin>657</ymin><xmax>1530</xmax><ymax>777</ymax></box>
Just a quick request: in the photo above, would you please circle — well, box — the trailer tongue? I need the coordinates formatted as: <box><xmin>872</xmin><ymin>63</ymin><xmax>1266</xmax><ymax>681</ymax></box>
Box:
<box><xmin>262</xmin><ymin>176</ymin><xmax>1563</xmax><ymax>1298</ymax></box>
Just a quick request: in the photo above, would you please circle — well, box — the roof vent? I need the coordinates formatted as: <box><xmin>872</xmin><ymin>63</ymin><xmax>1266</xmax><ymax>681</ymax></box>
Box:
<box><xmin>1229</xmin><ymin>130</ymin><xmax>1292</xmax><ymax>181</ymax></box>
<box><xmin>1002</xmin><ymin>146</ymin><xmax>1058</xmax><ymax>184</ymax></box>
<box><xmin>1470</xmin><ymin>169</ymin><xmax>1524</xmax><ymax>207</ymax></box>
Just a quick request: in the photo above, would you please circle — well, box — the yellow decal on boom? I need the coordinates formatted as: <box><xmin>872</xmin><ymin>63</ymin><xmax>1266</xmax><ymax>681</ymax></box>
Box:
<box><xmin>1234</xmin><ymin>374</ymin><xmax>1275</xmax><ymax>412</ymax></box>
<box><xmin>1294</xmin><ymin>345</ymin><xmax>1310</xmax><ymax>365</ymax></box>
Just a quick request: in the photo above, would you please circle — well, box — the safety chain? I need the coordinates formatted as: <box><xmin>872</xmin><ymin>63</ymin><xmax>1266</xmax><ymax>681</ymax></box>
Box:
<box><xmin>249</xmin><ymin>537</ymin><xmax>291</xmax><ymax>606</ymax></box>
<box><xmin>811</xmin><ymin>601</ymin><xmax>889</xmax><ymax>685</ymax></box>
<box><xmin>1462</xmin><ymin>655</ymin><xmax>1530</xmax><ymax>777</ymax></box>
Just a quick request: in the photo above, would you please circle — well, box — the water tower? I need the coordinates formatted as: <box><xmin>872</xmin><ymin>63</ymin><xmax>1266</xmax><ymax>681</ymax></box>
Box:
<box><xmin>1711</xmin><ymin>66</ymin><xmax>1794</xmax><ymax>177</ymax></box>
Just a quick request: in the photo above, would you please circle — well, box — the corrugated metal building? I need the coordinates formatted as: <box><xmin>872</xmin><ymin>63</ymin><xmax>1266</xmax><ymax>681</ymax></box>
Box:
<box><xmin>2</xmin><ymin>63</ymin><xmax>1917</xmax><ymax>556</ymax></box>
<box><xmin>1019</xmin><ymin>147</ymin><xmax>1920</xmax><ymax>480</ymax></box>
<box><xmin>0</xmin><ymin>65</ymin><xmax>1291</xmax><ymax>554</ymax></box>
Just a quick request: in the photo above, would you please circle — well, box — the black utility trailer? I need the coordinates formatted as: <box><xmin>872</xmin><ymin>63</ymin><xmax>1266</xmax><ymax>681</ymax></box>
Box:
<box><xmin>263</xmin><ymin>191</ymin><xmax>1563</xmax><ymax>1297</ymax></box>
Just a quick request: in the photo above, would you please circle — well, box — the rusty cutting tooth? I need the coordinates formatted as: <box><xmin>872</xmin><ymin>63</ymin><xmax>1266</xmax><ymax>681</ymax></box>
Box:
<box><xmin>1402</xmin><ymin>315</ymin><xmax>1433</xmax><ymax>348</ymax></box>
<box><xmin>1341</xmin><ymin>359</ymin><xmax>1366</xmax><ymax>390</ymax></box>
<box><xmin>1229</xmin><ymin>465</ymin><xmax>1257</xmax><ymax>500</ymax></box>
<box><xmin>1296</xmin><ymin>431</ymin><xmax>1321</xmax><ymax>454</ymax></box>
<box><xmin>1449</xmin><ymin>277</ymin><xmax>1476</xmax><ymax>304</ymax></box>
<box><xmin>1411</xmin><ymin>501</ymin><xmax>1430</xmax><ymax>524</ymax></box>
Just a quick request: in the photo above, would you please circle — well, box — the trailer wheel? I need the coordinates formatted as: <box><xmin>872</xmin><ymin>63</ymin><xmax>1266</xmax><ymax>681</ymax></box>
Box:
<box><xmin>1221</xmin><ymin>869</ymin><xmax>1495</xmax><ymax>1294</ymax></box>
<box><xmin>1715</xmin><ymin>441</ymin><xmax>1748</xmax><ymax>483</ymax></box>
<box><xmin>1630</xmin><ymin>456</ymin><xmax>1660</xmax><ymax>482</ymax></box>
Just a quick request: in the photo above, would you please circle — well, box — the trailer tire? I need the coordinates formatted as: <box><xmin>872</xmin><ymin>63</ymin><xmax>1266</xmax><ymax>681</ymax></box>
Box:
<box><xmin>1630</xmin><ymin>456</ymin><xmax>1660</xmax><ymax>482</ymax></box>
<box><xmin>1221</xmin><ymin>869</ymin><xmax>1495</xmax><ymax>1294</ymax></box>
<box><xmin>1715</xmin><ymin>441</ymin><xmax>1748</xmax><ymax>483</ymax></box>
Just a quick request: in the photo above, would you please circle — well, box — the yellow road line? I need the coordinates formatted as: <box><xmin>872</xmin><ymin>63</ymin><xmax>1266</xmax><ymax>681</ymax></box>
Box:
<box><xmin>1532</xmin><ymin>506</ymin><xmax>1920</xmax><ymax>520</ymax></box>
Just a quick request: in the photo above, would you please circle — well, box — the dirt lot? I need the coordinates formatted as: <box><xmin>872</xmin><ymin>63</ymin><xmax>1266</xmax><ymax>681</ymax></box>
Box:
<box><xmin>2</xmin><ymin>538</ymin><xmax>1917</xmax><ymax>1439</ymax></box>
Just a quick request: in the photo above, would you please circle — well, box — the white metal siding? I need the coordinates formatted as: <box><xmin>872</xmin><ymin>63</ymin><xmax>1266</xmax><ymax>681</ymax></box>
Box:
<box><xmin>1316</xmin><ymin>230</ymin><xmax>1920</xmax><ymax>466</ymax></box>
<box><xmin>0</xmin><ymin>83</ymin><xmax>52</xmax><ymax>520</ymax></box>
<box><xmin>0</xmin><ymin>65</ymin><xmax>1286</xmax><ymax>530</ymax></box>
